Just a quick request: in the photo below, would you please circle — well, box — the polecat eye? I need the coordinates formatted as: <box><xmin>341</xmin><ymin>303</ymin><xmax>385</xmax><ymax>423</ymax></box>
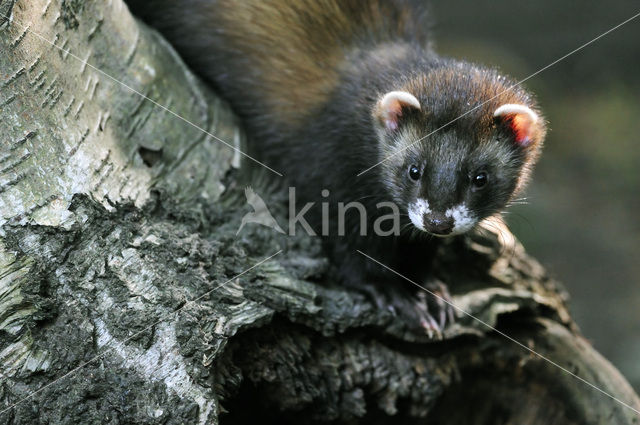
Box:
<box><xmin>408</xmin><ymin>165</ymin><xmax>421</xmax><ymax>181</ymax></box>
<box><xmin>472</xmin><ymin>171</ymin><xmax>488</xmax><ymax>189</ymax></box>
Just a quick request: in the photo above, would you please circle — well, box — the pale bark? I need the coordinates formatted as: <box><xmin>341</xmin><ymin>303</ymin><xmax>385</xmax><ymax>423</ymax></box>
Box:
<box><xmin>0</xmin><ymin>1</ymin><xmax>638</xmax><ymax>424</ymax></box>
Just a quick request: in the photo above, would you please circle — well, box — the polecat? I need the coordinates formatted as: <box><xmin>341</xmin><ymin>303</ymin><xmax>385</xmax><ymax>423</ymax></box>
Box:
<box><xmin>126</xmin><ymin>0</ymin><xmax>546</xmax><ymax>334</ymax></box>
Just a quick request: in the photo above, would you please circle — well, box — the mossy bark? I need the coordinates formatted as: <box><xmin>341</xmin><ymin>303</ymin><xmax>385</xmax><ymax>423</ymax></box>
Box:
<box><xmin>0</xmin><ymin>1</ymin><xmax>638</xmax><ymax>424</ymax></box>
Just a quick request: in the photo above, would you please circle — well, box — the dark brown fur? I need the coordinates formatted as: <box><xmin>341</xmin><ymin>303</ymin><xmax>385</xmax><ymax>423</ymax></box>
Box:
<box><xmin>127</xmin><ymin>0</ymin><xmax>546</xmax><ymax>333</ymax></box>
<box><xmin>127</xmin><ymin>0</ymin><xmax>430</xmax><ymax>126</ymax></box>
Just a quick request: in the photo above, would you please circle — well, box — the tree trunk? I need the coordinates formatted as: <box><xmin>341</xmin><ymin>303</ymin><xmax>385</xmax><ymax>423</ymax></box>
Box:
<box><xmin>1</xmin><ymin>1</ymin><xmax>638</xmax><ymax>424</ymax></box>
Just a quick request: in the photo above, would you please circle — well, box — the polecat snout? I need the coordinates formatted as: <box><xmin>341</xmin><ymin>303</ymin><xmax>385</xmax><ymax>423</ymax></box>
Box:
<box><xmin>126</xmin><ymin>0</ymin><xmax>546</xmax><ymax>334</ymax></box>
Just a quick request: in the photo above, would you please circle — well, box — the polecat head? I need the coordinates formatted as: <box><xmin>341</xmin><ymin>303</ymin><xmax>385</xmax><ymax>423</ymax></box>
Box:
<box><xmin>372</xmin><ymin>64</ymin><xmax>546</xmax><ymax>237</ymax></box>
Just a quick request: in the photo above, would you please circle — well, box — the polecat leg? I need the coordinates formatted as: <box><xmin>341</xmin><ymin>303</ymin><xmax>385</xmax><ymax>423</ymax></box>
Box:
<box><xmin>333</xmin><ymin>251</ymin><xmax>454</xmax><ymax>336</ymax></box>
<box><xmin>418</xmin><ymin>279</ymin><xmax>456</xmax><ymax>331</ymax></box>
<box><xmin>353</xmin><ymin>278</ymin><xmax>454</xmax><ymax>338</ymax></box>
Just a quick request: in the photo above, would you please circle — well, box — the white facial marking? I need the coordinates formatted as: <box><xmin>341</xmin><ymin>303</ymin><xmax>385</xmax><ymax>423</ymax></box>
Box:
<box><xmin>408</xmin><ymin>198</ymin><xmax>430</xmax><ymax>231</ymax></box>
<box><xmin>445</xmin><ymin>204</ymin><xmax>476</xmax><ymax>235</ymax></box>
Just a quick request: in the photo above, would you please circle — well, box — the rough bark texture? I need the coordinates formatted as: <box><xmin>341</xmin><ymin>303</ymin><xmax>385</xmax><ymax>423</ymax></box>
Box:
<box><xmin>1</xmin><ymin>1</ymin><xmax>639</xmax><ymax>424</ymax></box>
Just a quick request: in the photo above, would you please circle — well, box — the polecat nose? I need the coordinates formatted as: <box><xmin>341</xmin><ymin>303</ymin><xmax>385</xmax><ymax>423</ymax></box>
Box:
<box><xmin>424</xmin><ymin>214</ymin><xmax>453</xmax><ymax>235</ymax></box>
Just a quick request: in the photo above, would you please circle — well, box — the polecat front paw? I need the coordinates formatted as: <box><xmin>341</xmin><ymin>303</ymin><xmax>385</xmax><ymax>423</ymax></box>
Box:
<box><xmin>362</xmin><ymin>280</ymin><xmax>455</xmax><ymax>338</ymax></box>
<box><xmin>416</xmin><ymin>279</ymin><xmax>455</xmax><ymax>334</ymax></box>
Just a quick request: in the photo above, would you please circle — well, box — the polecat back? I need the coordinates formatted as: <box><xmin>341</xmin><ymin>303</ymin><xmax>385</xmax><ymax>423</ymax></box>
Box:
<box><xmin>127</xmin><ymin>1</ymin><xmax>430</xmax><ymax>133</ymax></box>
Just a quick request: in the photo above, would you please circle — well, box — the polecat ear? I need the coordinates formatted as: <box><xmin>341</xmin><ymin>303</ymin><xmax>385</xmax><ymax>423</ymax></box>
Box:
<box><xmin>374</xmin><ymin>91</ymin><xmax>421</xmax><ymax>131</ymax></box>
<box><xmin>493</xmin><ymin>104</ymin><xmax>542</xmax><ymax>147</ymax></box>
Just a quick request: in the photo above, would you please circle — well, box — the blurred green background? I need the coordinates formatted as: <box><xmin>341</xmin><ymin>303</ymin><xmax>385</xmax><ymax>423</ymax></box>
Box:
<box><xmin>432</xmin><ymin>0</ymin><xmax>640</xmax><ymax>390</ymax></box>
